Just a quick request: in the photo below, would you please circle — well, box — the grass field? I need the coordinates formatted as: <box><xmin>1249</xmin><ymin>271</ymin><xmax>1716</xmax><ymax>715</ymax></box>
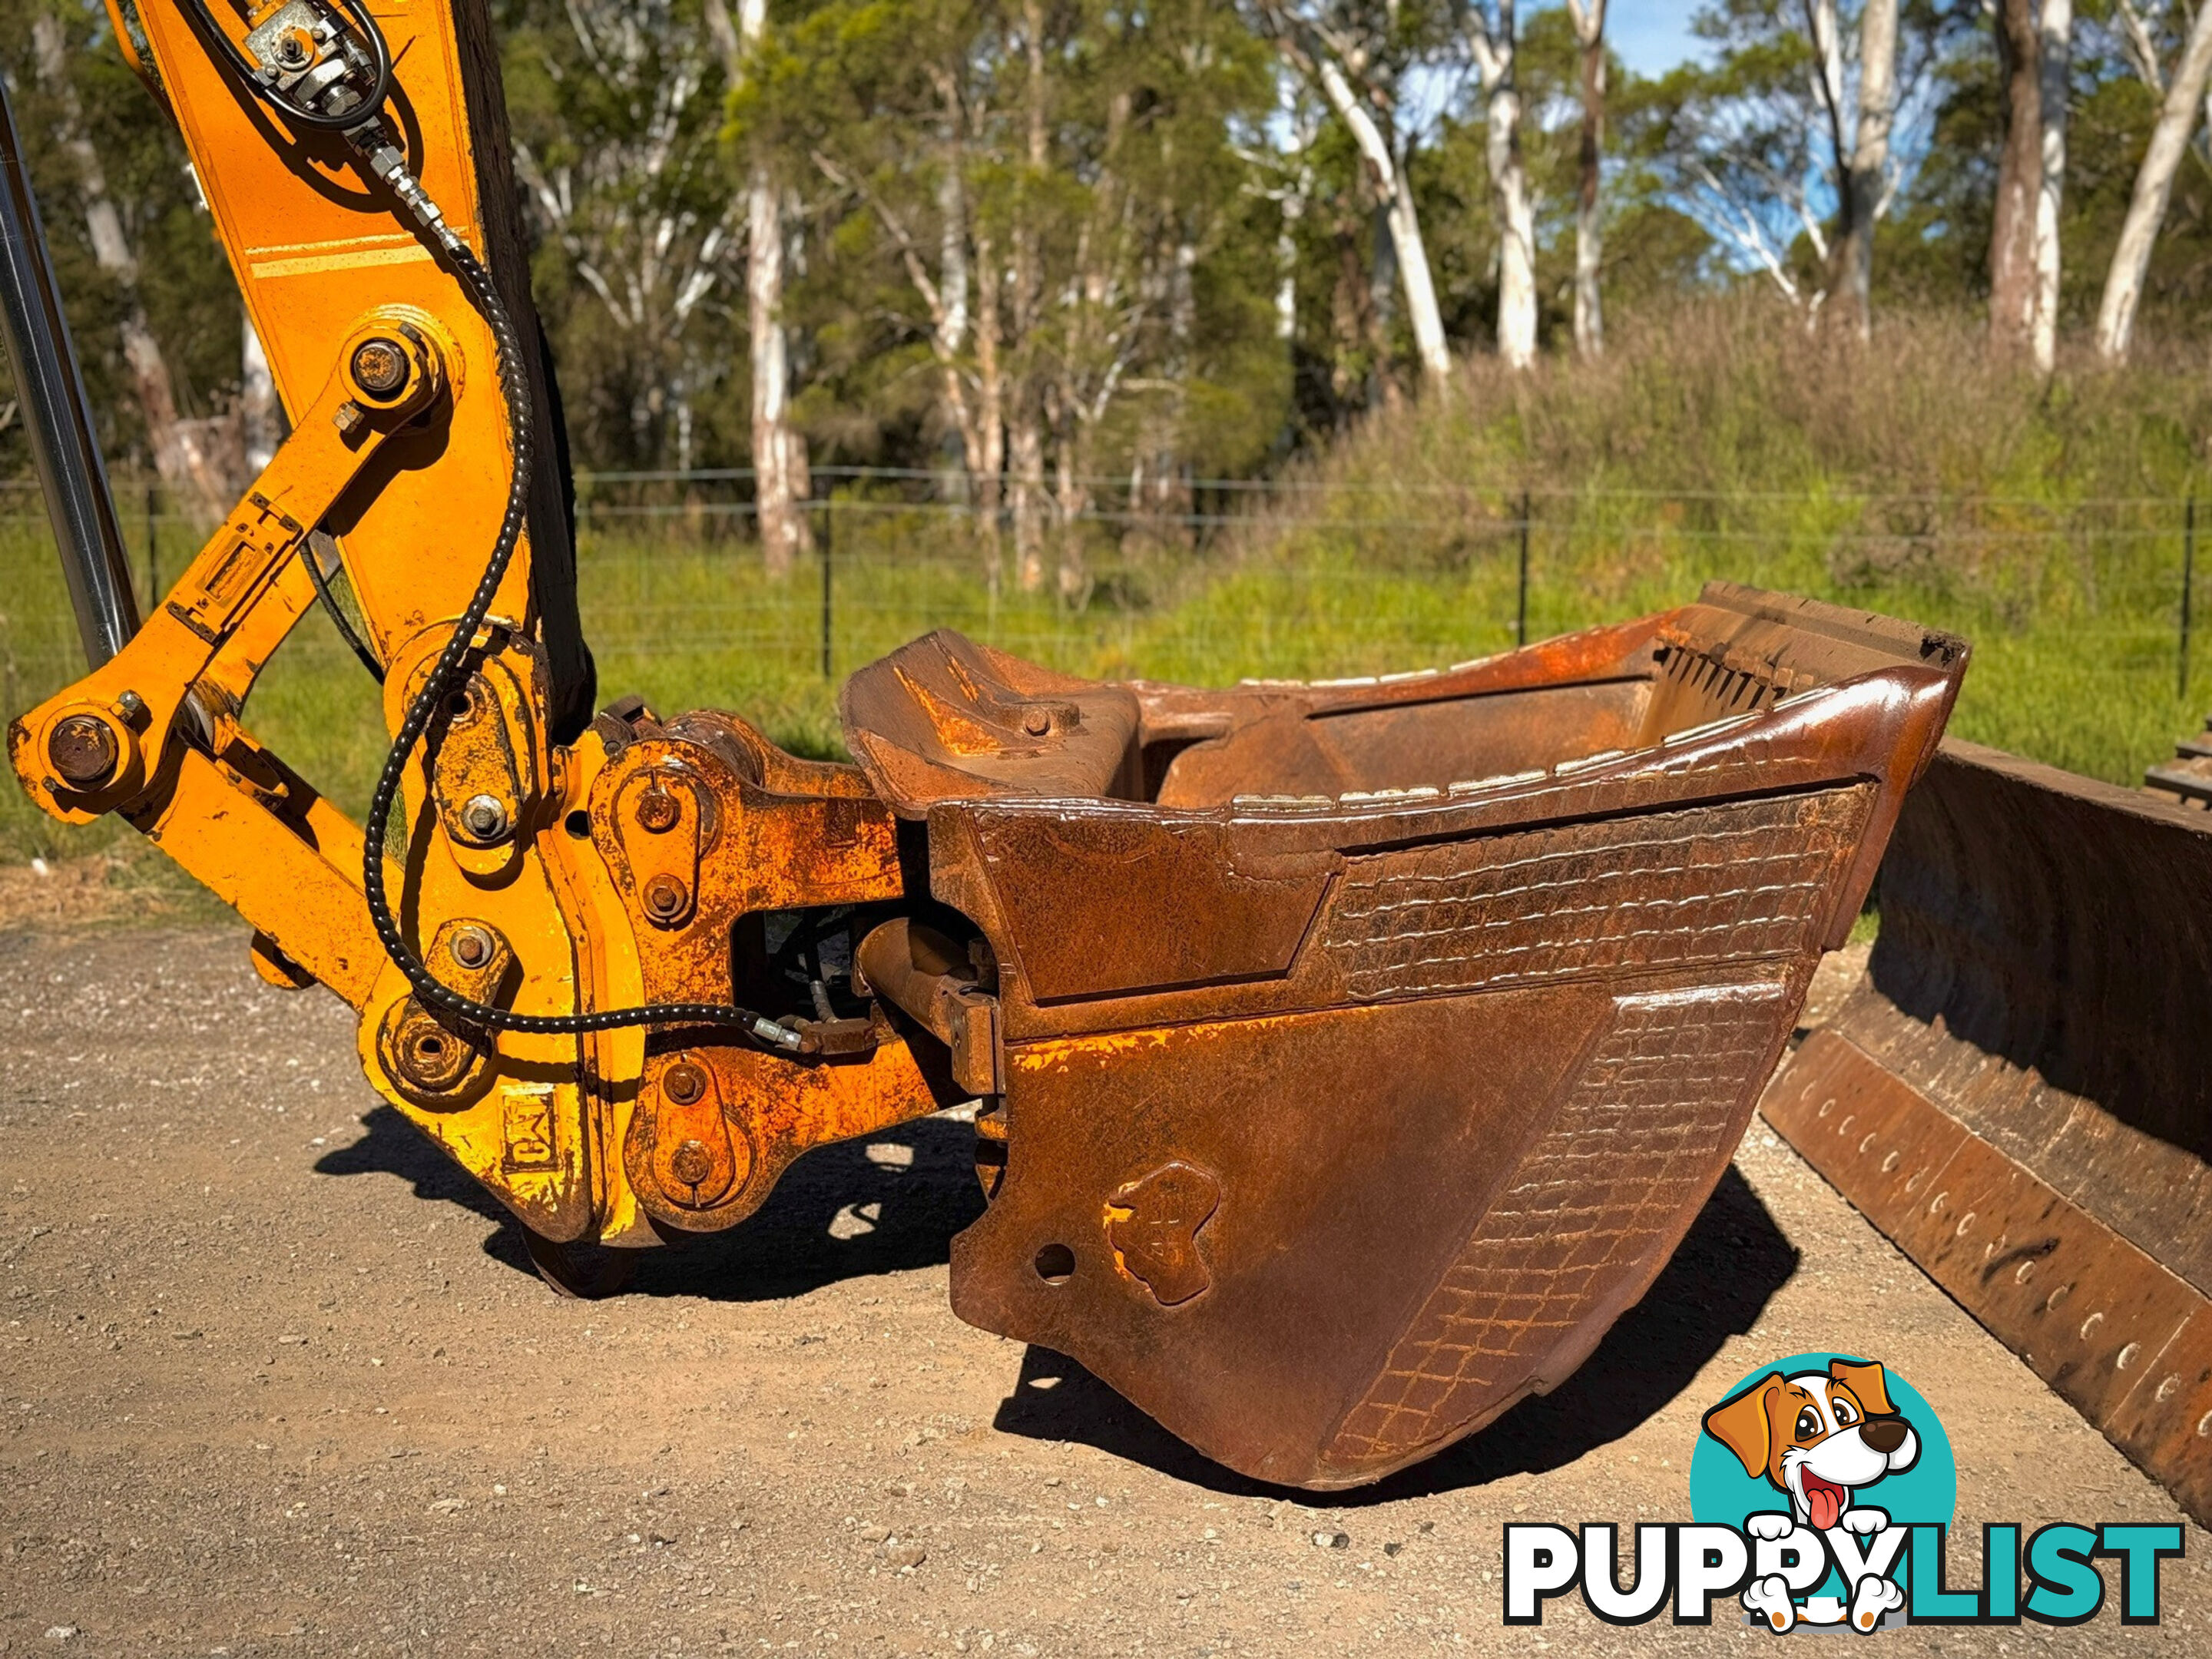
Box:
<box><xmin>0</xmin><ymin>490</ymin><xmax>2200</xmax><ymax>876</ymax></box>
<box><xmin>5</xmin><ymin>306</ymin><xmax>2208</xmax><ymax>878</ymax></box>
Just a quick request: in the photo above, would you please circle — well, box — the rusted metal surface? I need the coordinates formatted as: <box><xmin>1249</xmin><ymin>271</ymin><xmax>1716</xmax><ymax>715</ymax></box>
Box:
<box><xmin>1760</xmin><ymin>740</ymin><xmax>2212</xmax><ymax>1525</ymax></box>
<box><xmin>843</xmin><ymin>584</ymin><xmax>1967</xmax><ymax>1487</ymax></box>
<box><xmin>585</xmin><ymin>703</ymin><xmax>948</xmax><ymax>1237</ymax></box>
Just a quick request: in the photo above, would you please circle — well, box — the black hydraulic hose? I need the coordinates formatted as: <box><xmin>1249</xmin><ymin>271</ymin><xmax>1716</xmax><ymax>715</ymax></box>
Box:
<box><xmin>357</xmin><ymin>214</ymin><xmax>800</xmax><ymax>1046</ymax></box>
<box><xmin>176</xmin><ymin>0</ymin><xmax>395</xmax><ymax>133</ymax></box>
<box><xmin>180</xmin><ymin>15</ymin><xmax>800</xmax><ymax>1048</ymax></box>
<box><xmin>303</xmin><ymin>533</ymin><xmax>385</xmax><ymax>682</ymax></box>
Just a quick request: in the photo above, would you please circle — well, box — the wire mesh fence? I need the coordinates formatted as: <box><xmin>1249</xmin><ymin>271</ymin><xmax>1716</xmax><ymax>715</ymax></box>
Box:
<box><xmin>0</xmin><ymin>465</ymin><xmax>2204</xmax><ymax>846</ymax></box>
<box><xmin>561</xmin><ymin>468</ymin><xmax>2207</xmax><ymax>730</ymax></box>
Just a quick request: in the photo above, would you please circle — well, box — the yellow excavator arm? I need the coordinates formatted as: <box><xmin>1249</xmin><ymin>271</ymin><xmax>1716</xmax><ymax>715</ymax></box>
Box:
<box><xmin>2</xmin><ymin>0</ymin><xmax>1969</xmax><ymax>1489</ymax></box>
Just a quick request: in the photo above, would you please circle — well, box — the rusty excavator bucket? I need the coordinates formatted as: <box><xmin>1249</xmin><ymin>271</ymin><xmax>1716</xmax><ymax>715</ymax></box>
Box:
<box><xmin>842</xmin><ymin>584</ymin><xmax>1966</xmax><ymax>1487</ymax></box>
<box><xmin>1760</xmin><ymin>740</ymin><xmax>2212</xmax><ymax>1526</ymax></box>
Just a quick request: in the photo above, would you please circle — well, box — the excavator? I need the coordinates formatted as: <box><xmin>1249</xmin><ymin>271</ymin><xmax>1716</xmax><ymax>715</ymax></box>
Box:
<box><xmin>2</xmin><ymin>0</ymin><xmax>1978</xmax><ymax>1491</ymax></box>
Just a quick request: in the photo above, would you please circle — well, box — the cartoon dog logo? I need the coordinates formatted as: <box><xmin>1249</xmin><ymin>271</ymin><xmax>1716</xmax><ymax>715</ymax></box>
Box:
<box><xmin>1703</xmin><ymin>1358</ymin><xmax>1922</xmax><ymax>1632</ymax></box>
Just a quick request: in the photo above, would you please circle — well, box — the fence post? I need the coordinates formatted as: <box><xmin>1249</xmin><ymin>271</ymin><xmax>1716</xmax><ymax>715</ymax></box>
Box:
<box><xmin>820</xmin><ymin>495</ymin><xmax>834</xmax><ymax>680</ymax></box>
<box><xmin>1515</xmin><ymin>488</ymin><xmax>1531</xmax><ymax>648</ymax></box>
<box><xmin>144</xmin><ymin>478</ymin><xmax>157</xmax><ymax>602</ymax></box>
<box><xmin>2184</xmin><ymin>493</ymin><xmax>2197</xmax><ymax>704</ymax></box>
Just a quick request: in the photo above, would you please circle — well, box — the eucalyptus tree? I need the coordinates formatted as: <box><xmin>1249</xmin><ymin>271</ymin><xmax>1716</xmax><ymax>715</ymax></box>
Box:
<box><xmin>1566</xmin><ymin>0</ymin><xmax>1607</xmax><ymax>356</ymax></box>
<box><xmin>1255</xmin><ymin>0</ymin><xmax>1455</xmax><ymax>387</ymax></box>
<box><xmin>1641</xmin><ymin>0</ymin><xmax>1931</xmax><ymax>329</ymax></box>
<box><xmin>2094</xmin><ymin>0</ymin><xmax>2212</xmax><ymax>360</ymax></box>
<box><xmin>502</xmin><ymin>0</ymin><xmax>740</xmax><ymax>475</ymax></box>
<box><xmin>738</xmin><ymin>0</ymin><xmax>1278</xmax><ymax>591</ymax></box>
<box><xmin>706</xmin><ymin>0</ymin><xmax>811</xmax><ymax>573</ymax></box>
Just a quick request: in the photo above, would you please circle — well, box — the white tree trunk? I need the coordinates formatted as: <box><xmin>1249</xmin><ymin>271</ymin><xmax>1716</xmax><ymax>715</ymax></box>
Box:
<box><xmin>240</xmin><ymin>306</ymin><xmax>279</xmax><ymax>475</ymax></box>
<box><xmin>709</xmin><ymin>0</ymin><xmax>812</xmax><ymax>573</ymax></box>
<box><xmin>1488</xmin><ymin>90</ymin><xmax>1536</xmax><ymax>369</ymax></box>
<box><xmin>1276</xmin><ymin>161</ymin><xmax>1310</xmax><ymax>343</ymax></box>
<box><xmin>1012</xmin><ymin>0</ymin><xmax>1050</xmax><ymax>588</ymax></box>
<box><xmin>2031</xmin><ymin>0</ymin><xmax>2071</xmax><ymax>371</ymax></box>
<box><xmin>1471</xmin><ymin>4</ymin><xmax>1535</xmax><ymax>369</ymax></box>
<box><xmin>1567</xmin><ymin>0</ymin><xmax>1606</xmax><ymax>358</ymax></box>
<box><xmin>1010</xmin><ymin>400</ymin><xmax>1046</xmax><ymax>591</ymax></box>
<box><xmin>972</xmin><ymin>229</ymin><xmax>1005</xmax><ymax>581</ymax></box>
<box><xmin>1306</xmin><ymin>53</ymin><xmax>1452</xmax><ymax>387</ymax></box>
<box><xmin>747</xmin><ymin>168</ymin><xmax>811</xmax><ymax>575</ymax></box>
<box><xmin>2094</xmin><ymin>0</ymin><xmax>2212</xmax><ymax>359</ymax></box>
<box><xmin>31</xmin><ymin>14</ymin><xmax>232</xmax><ymax>523</ymax></box>
<box><xmin>1837</xmin><ymin>0</ymin><xmax>1898</xmax><ymax>341</ymax></box>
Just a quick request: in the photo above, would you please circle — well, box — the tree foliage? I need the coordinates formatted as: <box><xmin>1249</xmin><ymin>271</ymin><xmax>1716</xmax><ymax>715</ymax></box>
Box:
<box><xmin>4</xmin><ymin>0</ymin><xmax>2212</xmax><ymax>492</ymax></box>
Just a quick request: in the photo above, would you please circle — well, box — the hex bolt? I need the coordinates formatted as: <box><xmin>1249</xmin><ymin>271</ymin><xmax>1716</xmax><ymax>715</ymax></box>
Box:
<box><xmin>48</xmin><ymin>714</ymin><xmax>120</xmax><ymax>788</ymax></box>
<box><xmin>448</xmin><ymin>924</ymin><xmax>495</xmax><ymax>972</ymax></box>
<box><xmin>634</xmin><ymin>783</ymin><xmax>680</xmax><ymax>833</ymax></box>
<box><xmin>642</xmin><ymin>873</ymin><xmax>690</xmax><ymax>923</ymax></box>
<box><xmin>460</xmin><ymin>793</ymin><xmax>510</xmax><ymax>842</ymax></box>
<box><xmin>349</xmin><ymin>336</ymin><xmax>412</xmax><ymax>402</ymax></box>
<box><xmin>1022</xmin><ymin>707</ymin><xmax>1052</xmax><ymax>737</ymax></box>
<box><xmin>669</xmin><ymin>1139</ymin><xmax>713</xmax><ymax>1187</ymax></box>
<box><xmin>663</xmin><ymin>1062</ymin><xmax>707</xmax><ymax>1106</ymax></box>
<box><xmin>332</xmin><ymin>401</ymin><xmax>367</xmax><ymax>438</ymax></box>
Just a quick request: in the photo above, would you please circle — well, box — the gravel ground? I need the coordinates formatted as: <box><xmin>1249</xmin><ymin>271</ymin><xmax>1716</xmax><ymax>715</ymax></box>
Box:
<box><xmin>0</xmin><ymin>926</ymin><xmax>2204</xmax><ymax>1657</ymax></box>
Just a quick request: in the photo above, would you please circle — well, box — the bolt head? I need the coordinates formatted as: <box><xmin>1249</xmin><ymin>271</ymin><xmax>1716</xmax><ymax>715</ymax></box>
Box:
<box><xmin>459</xmin><ymin>794</ymin><xmax>510</xmax><ymax>842</ymax></box>
<box><xmin>1022</xmin><ymin>707</ymin><xmax>1052</xmax><ymax>737</ymax></box>
<box><xmin>332</xmin><ymin>401</ymin><xmax>367</xmax><ymax>438</ymax></box>
<box><xmin>663</xmin><ymin>1062</ymin><xmax>707</xmax><ymax>1106</ymax></box>
<box><xmin>642</xmin><ymin>873</ymin><xmax>689</xmax><ymax>922</ymax></box>
<box><xmin>393</xmin><ymin>1010</ymin><xmax>475</xmax><ymax>1092</ymax></box>
<box><xmin>48</xmin><ymin>714</ymin><xmax>119</xmax><ymax>788</ymax></box>
<box><xmin>349</xmin><ymin>336</ymin><xmax>412</xmax><ymax>401</ymax></box>
<box><xmin>634</xmin><ymin>784</ymin><xmax>680</xmax><ymax>833</ymax></box>
<box><xmin>669</xmin><ymin>1139</ymin><xmax>713</xmax><ymax>1186</ymax></box>
<box><xmin>448</xmin><ymin>925</ymin><xmax>495</xmax><ymax>970</ymax></box>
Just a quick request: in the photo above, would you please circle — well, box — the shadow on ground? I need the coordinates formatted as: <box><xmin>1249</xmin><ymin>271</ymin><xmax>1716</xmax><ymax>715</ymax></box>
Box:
<box><xmin>319</xmin><ymin>1104</ymin><xmax>1796</xmax><ymax>1500</ymax></box>
<box><xmin>314</xmin><ymin>1104</ymin><xmax>986</xmax><ymax>1301</ymax></box>
<box><xmin>990</xmin><ymin>1164</ymin><xmax>1800</xmax><ymax>1504</ymax></box>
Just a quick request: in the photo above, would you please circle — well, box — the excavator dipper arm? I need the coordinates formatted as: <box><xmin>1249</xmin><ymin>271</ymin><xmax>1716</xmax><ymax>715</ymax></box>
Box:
<box><xmin>3</xmin><ymin>0</ymin><xmax>1971</xmax><ymax>1488</ymax></box>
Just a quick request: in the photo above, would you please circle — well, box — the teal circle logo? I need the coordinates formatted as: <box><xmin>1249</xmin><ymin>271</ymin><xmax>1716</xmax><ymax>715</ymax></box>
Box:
<box><xmin>1690</xmin><ymin>1353</ymin><xmax>1954</xmax><ymax>1529</ymax></box>
<box><xmin>1692</xmin><ymin>1353</ymin><xmax>1955</xmax><ymax>1613</ymax></box>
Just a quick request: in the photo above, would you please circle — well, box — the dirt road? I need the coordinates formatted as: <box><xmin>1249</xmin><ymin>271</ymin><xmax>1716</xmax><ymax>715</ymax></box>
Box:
<box><xmin>2</xmin><ymin>926</ymin><xmax>2204</xmax><ymax>1656</ymax></box>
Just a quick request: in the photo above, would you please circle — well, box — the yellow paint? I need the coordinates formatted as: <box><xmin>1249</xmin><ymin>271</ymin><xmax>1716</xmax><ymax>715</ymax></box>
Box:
<box><xmin>249</xmin><ymin>243</ymin><xmax>436</xmax><ymax>279</ymax></box>
<box><xmin>5</xmin><ymin>0</ymin><xmax>934</xmax><ymax>1256</ymax></box>
<box><xmin>1009</xmin><ymin>1007</ymin><xmax>1340</xmax><ymax>1073</ymax></box>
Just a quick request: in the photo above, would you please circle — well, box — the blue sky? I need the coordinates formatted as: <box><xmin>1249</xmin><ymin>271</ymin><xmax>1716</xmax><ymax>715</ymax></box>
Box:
<box><xmin>1610</xmin><ymin>5</ymin><xmax>1705</xmax><ymax>76</ymax></box>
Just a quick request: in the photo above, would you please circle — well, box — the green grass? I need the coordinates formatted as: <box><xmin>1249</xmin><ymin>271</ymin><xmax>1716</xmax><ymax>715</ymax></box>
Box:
<box><xmin>6</xmin><ymin>304</ymin><xmax>2209</xmax><ymax>876</ymax></box>
<box><xmin>2</xmin><ymin>496</ymin><xmax>2197</xmax><ymax>875</ymax></box>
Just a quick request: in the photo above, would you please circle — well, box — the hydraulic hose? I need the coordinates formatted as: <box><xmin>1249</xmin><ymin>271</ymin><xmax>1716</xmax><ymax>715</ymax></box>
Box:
<box><xmin>188</xmin><ymin>18</ymin><xmax>801</xmax><ymax>1050</ymax></box>
<box><xmin>353</xmin><ymin>210</ymin><xmax>797</xmax><ymax>1048</ymax></box>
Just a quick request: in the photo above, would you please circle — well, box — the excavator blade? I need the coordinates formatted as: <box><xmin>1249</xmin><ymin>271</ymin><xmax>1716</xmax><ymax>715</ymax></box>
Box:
<box><xmin>1760</xmin><ymin>740</ymin><xmax>2212</xmax><ymax>1527</ymax></box>
<box><xmin>844</xmin><ymin>584</ymin><xmax>1969</xmax><ymax>1488</ymax></box>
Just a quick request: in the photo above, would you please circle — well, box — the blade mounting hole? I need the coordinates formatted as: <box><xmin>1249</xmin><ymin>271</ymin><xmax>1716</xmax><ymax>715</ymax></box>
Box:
<box><xmin>1033</xmin><ymin>1243</ymin><xmax>1075</xmax><ymax>1284</ymax></box>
